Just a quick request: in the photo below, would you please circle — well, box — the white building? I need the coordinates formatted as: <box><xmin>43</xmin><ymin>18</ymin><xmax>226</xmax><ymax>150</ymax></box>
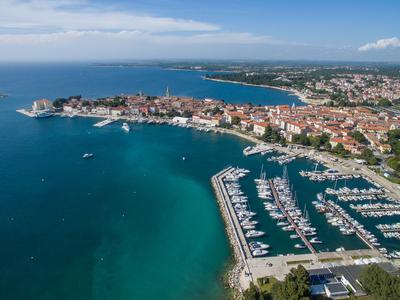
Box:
<box><xmin>172</xmin><ymin>117</ymin><xmax>189</xmax><ymax>124</ymax></box>
<box><xmin>32</xmin><ymin>99</ymin><xmax>52</xmax><ymax>111</ymax></box>
<box><xmin>253</xmin><ymin>122</ymin><xmax>269</xmax><ymax>136</ymax></box>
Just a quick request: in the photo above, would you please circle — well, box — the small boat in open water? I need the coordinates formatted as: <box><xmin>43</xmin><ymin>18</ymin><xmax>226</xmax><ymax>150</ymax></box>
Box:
<box><xmin>122</xmin><ymin>122</ymin><xmax>130</xmax><ymax>132</ymax></box>
<box><xmin>82</xmin><ymin>153</ymin><xmax>94</xmax><ymax>159</ymax></box>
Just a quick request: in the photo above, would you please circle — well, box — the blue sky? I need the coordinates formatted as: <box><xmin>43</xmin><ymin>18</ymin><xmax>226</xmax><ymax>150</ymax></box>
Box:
<box><xmin>1</xmin><ymin>0</ymin><xmax>399</xmax><ymax>61</ymax></box>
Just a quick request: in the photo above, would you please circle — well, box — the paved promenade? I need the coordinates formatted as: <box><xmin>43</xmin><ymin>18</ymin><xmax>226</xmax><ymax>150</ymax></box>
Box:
<box><xmin>247</xmin><ymin>249</ymin><xmax>384</xmax><ymax>281</ymax></box>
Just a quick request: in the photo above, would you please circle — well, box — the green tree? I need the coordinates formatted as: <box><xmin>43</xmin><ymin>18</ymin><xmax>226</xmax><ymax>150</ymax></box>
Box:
<box><xmin>333</xmin><ymin>143</ymin><xmax>348</xmax><ymax>157</ymax></box>
<box><xmin>359</xmin><ymin>148</ymin><xmax>378</xmax><ymax>165</ymax></box>
<box><xmin>262</xmin><ymin>125</ymin><xmax>273</xmax><ymax>142</ymax></box>
<box><xmin>271</xmin><ymin>265</ymin><xmax>311</xmax><ymax>300</ymax></box>
<box><xmin>324</xmin><ymin>140</ymin><xmax>332</xmax><ymax>151</ymax></box>
<box><xmin>243</xmin><ymin>282</ymin><xmax>263</xmax><ymax>300</ymax></box>
<box><xmin>359</xmin><ymin>264</ymin><xmax>400</xmax><ymax>299</ymax></box>
<box><xmin>166</xmin><ymin>110</ymin><xmax>180</xmax><ymax>118</ymax></box>
<box><xmin>182</xmin><ymin>110</ymin><xmax>193</xmax><ymax>118</ymax></box>
<box><xmin>53</xmin><ymin>97</ymin><xmax>68</xmax><ymax>108</ymax></box>
<box><xmin>81</xmin><ymin>100</ymin><xmax>91</xmax><ymax>107</ymax></box>
<box><xmin>349</xmin><ymin>131</ymin><xmax>367</xmax><ymax>144</ymax></box>
<box><xmin>388</xmin><ymin>129</ymin><xmax>400</xmax><ymax>155</ymax></box>
<box><xmin>378</xmin><ymin>97</ymin><xmax>392</xmax><ymax>107</ymax></box>
<box><xmin>292</xmin><ymin>134</ymin><xmax>310</xmax><ymax>146</ymax></box>
<box><xmin>211</xmin><ymin>106</ymin><xmax>223</xmax><ymax>115</ymax></box>
<box><xmin>231</xmin><ymin>116</ymin><xmax>241</xmax><ymax>126</ymax></box>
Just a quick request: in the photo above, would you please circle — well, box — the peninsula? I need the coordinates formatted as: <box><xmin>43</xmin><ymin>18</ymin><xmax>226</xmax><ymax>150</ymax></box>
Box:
<box><xmin>17</xmin><ymin>91</ymin><xmax>400</xmax><ymax>299</ymax></box>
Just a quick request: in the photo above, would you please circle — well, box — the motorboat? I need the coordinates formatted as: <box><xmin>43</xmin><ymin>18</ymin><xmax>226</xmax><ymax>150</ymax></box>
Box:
<box><xmin>122</xmin><ymin>122</ymin><xmax>130</xmax><ymax>132</ymax></box>
<box><xmin>249</xmin><ymin>241</ymin><xmax>270</xmax><ymax>251</ymax></box>
<box><xmin>82</xmin><ymin>153</ymin><xmax>94</xmax><ymax>159</ymax></box>
<box><xmin>245</xmin><ymin>230</ymin><xmax>265</xmax><ymax>238</ymax></box>
<box><xmin>252</xmin><ymin>249</ymin><xmax>269</xmax><ymax>257</ymax></box>
<box><xmin>310</xmin><ymin>237</ymin><xmax>323</xmax><ymax>244</ymax></box>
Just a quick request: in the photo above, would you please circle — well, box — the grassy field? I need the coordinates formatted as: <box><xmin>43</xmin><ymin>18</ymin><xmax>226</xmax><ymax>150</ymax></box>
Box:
<box><xmin>318</xmin><ymin>257</ymin><xmax>344</xmax><ymax>263</ymax></box>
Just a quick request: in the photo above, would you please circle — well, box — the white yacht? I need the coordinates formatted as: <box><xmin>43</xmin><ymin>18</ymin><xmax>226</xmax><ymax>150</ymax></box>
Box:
<box><xmin>82</xmin><ymin>153</ymin><xmax>94</xmax><ymax>159</ymax></box>
<box><xmin>245</xmin><ymin>230</ymin><xmax>265</xmax><ymax>238</ymax></box>
<box><xmin>252</xmin><ymin>249</ymin><xmax>269</xmax><ymax>257</ymax></box>
<box><xmin>249</xmin><ymin>241</ymin><xmax>270</xmax><ymax>251</ymax></box>
<box><xmin>310</xmin><ymin>237</ymin><xmax>323</xmax><ymax>244</ymax></box>
<box><xmin>122</xmin><ymin>122</ymin><xmax>130</xmax><ymax>132</ymax></box>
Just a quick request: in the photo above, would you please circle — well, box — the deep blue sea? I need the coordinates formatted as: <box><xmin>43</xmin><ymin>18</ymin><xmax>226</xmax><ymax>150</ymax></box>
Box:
<box><xmin>0</xmin><ymin>63</ymin><xmax>397</xmax><ymax>300</ymax></box>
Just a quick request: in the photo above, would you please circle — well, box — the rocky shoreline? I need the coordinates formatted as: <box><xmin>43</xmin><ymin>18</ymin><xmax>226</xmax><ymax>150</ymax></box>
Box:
<box><xmin>211</xmin><ymin>174</ymin><xmax>246</xmax><ymax>299</ymax></box>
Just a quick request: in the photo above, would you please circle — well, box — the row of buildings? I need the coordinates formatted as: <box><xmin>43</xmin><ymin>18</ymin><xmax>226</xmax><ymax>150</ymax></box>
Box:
<box><xmin>56</xmin><ymin>91</ymin><xmax>398</xmax><ymax>155</ymax></box>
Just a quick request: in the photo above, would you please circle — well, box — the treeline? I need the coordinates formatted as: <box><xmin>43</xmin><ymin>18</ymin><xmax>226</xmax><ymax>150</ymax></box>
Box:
<box><xmin>290</xmin><ymin>131</ymin><xmax>379</xmax><ymax>164</ymax></box>
<box><xmin>53</xmin><ymin>95</ymin><xmax>82</xmax><ymax>108</ymax></box>
<box><xmin>206</xmin><ymin>72</ymin><xmax>305</xmax><ymax>89</ymax></box>
<box><xmin>325</xmin><ymin>97</ymin><xmax>395</xmax><ymax>108</ymax></box>
<box><xmin>243</xmin><ymin>264</ymin><xmax>400</xmax><ymax>300</ymax></box>
<box><xmin>387</xmin><ymin>129</ymin><xmax>400</xmax><ymax>174</ymax></box>
<box><xmin>261</xmin><ymin>125</ymin><xmax>286</xmax><ymax>145</ymax></box>
<box><xmin>291</xmin><ymin>132</ymin><xmax>331</xmax><ymax>150</ymax></box>
<box><xmin>359</xmin><ymin>264</ymin><xmax>400</xmax><ymax>299</ymax></box>
<box><xmin>243</xmin><ymin>265</ymin><xmax>311</xmax><ymax>300</ymax></box>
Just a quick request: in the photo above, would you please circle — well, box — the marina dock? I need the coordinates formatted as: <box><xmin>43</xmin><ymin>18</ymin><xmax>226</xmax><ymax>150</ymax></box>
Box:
<box><xmin>212</xmin><ymin>168</ymin><xmax>252</xmax><ymax>259</ymax></box>
<box><xmin>93</xmin><ymin>118</ymin><xmax>117</xmax><ymax>127</ymax></box>
<box><xmin>324</xmin><ymin>201</ymin><xmax>377</xmax><ymax>250</ymax></box>
<box><xmin>350</xmin><ymin>203</ymin><xmax>400</xmax><ymax>218</ymax></box>
<box><xmin>300</xmin><ymin>170</ymin><xmax>355</xmax><ymax>182</ymax></box>
<box><xmin>353</xmin><ymin>207</ymin><xmax>400</xmax><ymax>213</ymax></box>
<box><xmin>211</xmin><ymin>168</ymin><xmax>253</xmax><ymax>290</ymax></box>
<box><xmin>211</xmin><ymin>168</ymin><xmax>387</xmax><ymax>291</ymax></box>
<box><xmin>268</xmin><ymin>179</ymin><xmax>317</xmax><ymax>254</ymax></box>
<box><xmin>243</xmin><ymin>144</ymin><xmax>272</xmax><ymax>156</ymax></box>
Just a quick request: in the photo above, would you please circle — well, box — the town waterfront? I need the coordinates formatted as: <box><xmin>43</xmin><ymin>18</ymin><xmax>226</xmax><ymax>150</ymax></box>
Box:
<box><xmin>0</xmin><ymin>64</ymin><xmax>397</xmax><ymax>299</ymax></box>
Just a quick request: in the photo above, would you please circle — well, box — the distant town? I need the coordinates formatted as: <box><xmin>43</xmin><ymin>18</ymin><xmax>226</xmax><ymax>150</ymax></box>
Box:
<box><xmin>99</xmin><ymin>61</ymin><xmax>400</xmax><ymax>106</ymax></box>
<box><xmin>24</xmin><ymin>86</ymin><xmax>400</xmax><ymax>185</ymax></box>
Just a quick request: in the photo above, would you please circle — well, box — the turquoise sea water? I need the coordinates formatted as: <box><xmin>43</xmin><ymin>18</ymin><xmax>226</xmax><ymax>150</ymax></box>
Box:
<box><xmin>0</xmin><ymin>64</ymin><xmax>302</xmax><ymax>300</ymax></box>
<box><xmin>0</xmin><ymin>64</ymin><xmax>398</xmax><ymax>300</ymax></box>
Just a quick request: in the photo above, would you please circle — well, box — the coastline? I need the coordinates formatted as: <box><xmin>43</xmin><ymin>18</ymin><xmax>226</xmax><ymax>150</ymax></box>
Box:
<box><xmin>21</xmin><ymin>112</ymin><xmax>400</xmax><ymax>298</ymax></box>
<box><xmin>50</xmin><ymin>111</ymin><xmax>400</xmax><ymax>201</ymax></box>
<box><xmin>203</xmin><ymin>77</ymin><xmax>329</xmax><ymax>106</ymax></box>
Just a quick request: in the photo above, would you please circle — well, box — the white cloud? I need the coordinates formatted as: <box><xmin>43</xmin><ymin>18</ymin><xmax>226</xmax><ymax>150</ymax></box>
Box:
<box><xmin>0</xmin><ymin>30</ymin><xmax>274</xmax><ymax>45</ymax></box>
<box><xmin>358</xmin><ymin>37</ymin><xmax>400</xmax><ymax>51</ymax></box>
<box><xmin>0</xmin><ymin>0</ymin><xmax>219</xmax><ymax>33</ymax></box>
<box><xmin>0</xmin><ymin>0</ymin><xmax>292</xmax><ymax>60</ymax></box>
